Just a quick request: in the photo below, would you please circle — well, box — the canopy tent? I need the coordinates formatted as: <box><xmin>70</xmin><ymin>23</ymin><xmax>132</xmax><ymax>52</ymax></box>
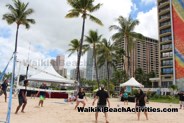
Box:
<box><xmin>28</xmin><ymin>65</ymin><xmax>75</xmax><ymax>84</ymax></box>
<box><xmin>120</xmin><ymin>77</ymin><xmax>144</xmax><ymax>88</ymax></box>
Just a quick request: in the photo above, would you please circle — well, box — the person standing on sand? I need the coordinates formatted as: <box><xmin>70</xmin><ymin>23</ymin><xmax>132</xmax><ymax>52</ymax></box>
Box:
<box><xmin>92</xmin><ymin>85</ymin><xmax>110</xmax><ymax>123</ymax></box>
<box><xmin>36</xmin><ymin>83</ymin><xmax>48</xmax><ymax>107</ymax></box>
<box><xmin>15</xmin><ymin>80</ymin><xmax>29</xmax><ymax>114</ymax></box>
<box><xmin>74</xmin><ymin>88</ymin><xmax>87</xmax><ymax>109</ymax></box>
<box><xmin>177</xmin><ymin>91</ymin><xmax>184</xmax><ymax>109</ymax></box>
<box><xmin>123</xmin><ymin>91</ymin><xmax>128</xmax><ymax>105</ymax></box>
<box><xmin>136</xmin><ymin>89</ymin><xmax>148</xmax><ymax>120</ymax></box>
<box><xmin>0</xmin><ymin>79</ymin><xmax>8</xmax><ymax>102</ymax></box>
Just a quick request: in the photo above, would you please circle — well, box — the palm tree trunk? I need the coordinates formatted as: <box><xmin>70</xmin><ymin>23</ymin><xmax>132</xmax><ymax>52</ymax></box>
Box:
<box><xmin>14</xmin><ymin>24</ymin><xmax>19</xmax><ymax>53</ymax></box>
<box><xmin>107</xmin><ymin>62</ymin><xmax>110</xmax><ymax>94</ymax></box>
<box><xmin>76</xmin><ymin>17</ymin><xmax>86</xmax><ymax>86</ymax></box>
<box><xmin>93</xmin><ymin>45</ymin><xmax>100</xmax><ymax>89</ymax></box>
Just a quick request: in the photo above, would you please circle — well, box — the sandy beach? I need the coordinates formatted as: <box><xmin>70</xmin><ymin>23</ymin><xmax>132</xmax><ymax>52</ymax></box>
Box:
<box><xmin>0</xmin><ymin>96</ymin><xmax>184</xmax><ymax>123</ymax></box>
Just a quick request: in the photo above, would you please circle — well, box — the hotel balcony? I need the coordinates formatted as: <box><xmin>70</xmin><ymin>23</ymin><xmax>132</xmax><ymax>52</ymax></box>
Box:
<box><xmin>160</xmin><ymin>48</ymin><xmax>172</xmax><ymax>52</ymax></box>
<box><xmin>160</xmin><ymin>56</ymin><xmax>173</xmax><ymax>60</ymax></box>
<box><xmin>159</xmin><ymin>8</ymin><xmax>170</xmax><ymax>16</ymax></box>
<box><xmin>159</xmin><ymin>16</ymin><xmax>170</xmax><ymax>23</ymax></box>
<box><xmin>159</xmin><ymin>24</ymin><xmax>171</xmax><ymax>30</ymax></box>
<box><xmin>158</xmin><ymin>1</ymin><xmax>170</xmax><ymax>9</ymax></box>
<box><xmin>160</xmin><ymin>32</ymin><xmax>171</xmax><ymax>37</ymax></box>
<box><xmin>160</xmin><ymin>40</ymin><xmax>172</xmax><ymax>45</ymax></box>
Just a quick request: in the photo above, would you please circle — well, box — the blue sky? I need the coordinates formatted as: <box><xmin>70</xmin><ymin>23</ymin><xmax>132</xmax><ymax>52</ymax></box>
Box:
<box><xmin>131</xmin><ymin>0</ymin><xmax>156</xmax><ymax>18</ymax></box>
<box><xmin>0</xmin><ymin>27</ymin><xmax>11</xmax><ymax>38</ymax></box>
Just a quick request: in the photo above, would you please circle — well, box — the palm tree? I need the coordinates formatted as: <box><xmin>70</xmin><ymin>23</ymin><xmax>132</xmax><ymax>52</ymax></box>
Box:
<box><xmin>2</xmin><ymin>0</ymin><xmax>35</xmax><ymax>122</ymax></box>
<box><xmin>109</xmin><ymin>15</ymin><xmax>143</xmax><ymax>78</ymax></box>
<box><xmin>97</xmin><ymin>38</ymin><xmax>120</xmax><ymax>93</ymax></box>
<box><xmin>66</xmin><ymin>0</ymin><xmax>103</xmax><ymax>85</ymax></box>
<box><xmin>85</xmin><ymin>30</ymin><xmax>102</xmax><ymax>89</ymax></box>
<box><xmin>67</xmin><ymin>39</ymin><xmax>88</xmax><ymax>79</ymax></box>
<box><xmin>113</xmin><ymin>70</ymin><xmax>128</xmax><ymax>84</ymax></box>
<box><xmin>68</xmin><ymin>39</ymin><xmax>88</xmax><ymax>57</ymax></box>
<box><xmin>135</xmin><ymin>68</ymin><xmax>145</xmax><ymax>84</ymax></box>
<box><xmin>3</xmin><ymin>0</ymin><xmax>35</xmax><ymax>53</ymax></box>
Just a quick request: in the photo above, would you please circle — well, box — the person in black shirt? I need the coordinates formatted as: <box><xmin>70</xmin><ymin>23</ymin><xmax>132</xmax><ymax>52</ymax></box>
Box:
<box><xmin>177</xmin><ymin>91</ymin><xmax>184</xmax><ymax>109</ymax></box>
<box><xmin>36</xmin><ymin>83</ymin><xmax>48</xmax><ymax>107</ymax></box>
<box><xmin>1</xmin><ymin>79</ymin><xmax>8</xmax><ymax>102</ymax></box>
<box><xmin>15</xmin><ymin>80</ymin><xmax>29</xmax><ymax>114</ymax></box>
<box><xmin>74</xmin><ymin>88</ymin><xmax>87</xmax><ymax>110</ymax></box>
<box><xmin>92</xmin><ymin>85</ymin><xmax>110</xmax><ymax>123</ymax></box>
<box><xmin>135</xmin><ymin>89</ymin><xmax>148</xmax><ymax>120</ymax></box>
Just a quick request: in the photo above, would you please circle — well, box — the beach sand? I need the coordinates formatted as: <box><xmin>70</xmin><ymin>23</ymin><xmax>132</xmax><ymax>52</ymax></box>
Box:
<box><xmin>0</xmin><ymin>96</ymin><xmax>184</xmax><ymax>123</ymax></box>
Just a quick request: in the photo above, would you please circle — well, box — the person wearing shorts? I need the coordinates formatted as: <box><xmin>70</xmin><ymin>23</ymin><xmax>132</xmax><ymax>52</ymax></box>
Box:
<box><xmin>36</xmin><ymin>83</ymin><xmax>48</xmax><ymax>107</ymax></box>
<box><xmin>92</xmin><ymin>85</ymin><xmax>110</xmax><ymax>123</ymax></box>
<box><xmin>15</xmin><ymin>80</ymin><xmax>29</xmax><ymax>114</ymax></box>
<box><xmin>136</xmin><ymin>89</ymin><xmax>148</xmax><ymax>120</ymax></box>
<box><xmin>74</xmin><ymin>88</ymin><xmax>87</xmax><ymax>109</ymax></box>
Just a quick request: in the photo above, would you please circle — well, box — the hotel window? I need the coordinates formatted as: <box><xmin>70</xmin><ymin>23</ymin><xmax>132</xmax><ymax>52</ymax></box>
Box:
<box><xmin>160</xmin><ymin>28</ymin><xmax>171</xmax><ymax>34</ymax></box>
<box><xmin>162</xmin><ymin>52</ymin><xmax>173</xmax><ymax>58</ymax></box>
<box><xmin>160</xmin><ymin>20</ymin><xmax>171</xmax><ymax>27</ymax></box>
<box><xmin>162</xmin><ymin>60</ymin><xmax>173</xmax><ymax>66</ymax></box>
<box><xmin>161</xmin><ymin>35</ymin><xmax>172</xmax><ymax>42</ymax></box>
<box><xmin>162</xmin><ymin>68</ymin><xmax>173</xmax><ymax>74</ymax></box>
<box><xmin>159</xmin><ymin>13</ymin><xmax>170</xmax><ymax>19</ymax></box>
<box><xmin>161</xmin><ymin>44</ymin><xmax>172</xmax><ymax>50</ymax></box>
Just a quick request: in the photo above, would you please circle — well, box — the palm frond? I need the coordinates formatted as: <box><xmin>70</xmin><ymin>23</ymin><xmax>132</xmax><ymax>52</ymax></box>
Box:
<box><xmin>88</xmin><ymin>14</ymin><xmax>103</xmax><ymax>26</ymax></box>
<box><xmin>65</xmin><ymin>11</ymin><xmax>80</xmax><ymax>18</ymax></box>
<box><xmin>89</xmin><ymin>3</ymin><xmax>102</xmax><ymax>12</ymax></box>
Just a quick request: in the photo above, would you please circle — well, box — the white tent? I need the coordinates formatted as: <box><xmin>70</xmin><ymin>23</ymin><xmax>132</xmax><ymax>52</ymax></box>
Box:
<box><xmin>28</xmin><ymin>66</ymin><xmax>75</xmax><ymax>84</ymax></box>
<box><xmin>120</xmin><ymin>77</ymin><xmax>144</xmax><ymax>87</ymax></box>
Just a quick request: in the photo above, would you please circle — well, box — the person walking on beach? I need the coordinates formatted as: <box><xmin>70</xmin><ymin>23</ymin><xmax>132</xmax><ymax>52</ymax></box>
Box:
<box><xmin>92</xmin><ymin>85</ymin><xmax>110</xmax><ymax>123</ymax></box>
<box><xmin>74</xmin><ymin>88</ymin><xmax>87</xmax><ymax>110</ymax></box>
<box><xmin>177</xmin><ymin>91</ymin><xmax>184</xmax><ymax>109</ymax></box>
<box><xmin>0</xmin><ymin>79</ymin><xmax>8</xmax><ymax>102</ymax></box>
<box><xmin>136</xmin><ymin>89</ymin><xmax>148</xmax><ymax>120</ymax></box>
<box><xmin>15</xmin><ymin>80</ymin><xmax>29</xmax><ymax>114</ymax></box>
<box><xmin>36</xmin><ymin>83</ymin><xmax>48</xmax><ymax>107</ymax></box>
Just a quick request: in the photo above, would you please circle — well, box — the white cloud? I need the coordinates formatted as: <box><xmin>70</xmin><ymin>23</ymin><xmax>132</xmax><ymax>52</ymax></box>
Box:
<box><xmin>135</xmin><ymin>6</ymin><xmax>158</xmax><ymax>39</ymax></box>
<box><xmin>141</xmin><ymin>0</ymin><xmax>156</xmax><ymax>5</ymax></box>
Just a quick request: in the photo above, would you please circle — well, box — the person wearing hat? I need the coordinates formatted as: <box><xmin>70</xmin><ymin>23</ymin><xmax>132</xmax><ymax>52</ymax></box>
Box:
<box><xmin>92</xmin><ymin>85</ymin><xmax>110</xmax><ymax>123</ymax></box>
<box><xmin>0</xmin><ymin>79</ymin><xmax>8</xmax><ymax>102</ymax></box>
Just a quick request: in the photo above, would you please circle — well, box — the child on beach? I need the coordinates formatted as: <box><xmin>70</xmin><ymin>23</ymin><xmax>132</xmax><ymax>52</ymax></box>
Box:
<box><xmin>36</xmin><ymin>83</ymin><xmax>48</xmax><ymax>107</ymax></box>
<box><xmin>15</xmin><ymin>80</ymin><xmax>29</xmax><ymax>114</ymax></box>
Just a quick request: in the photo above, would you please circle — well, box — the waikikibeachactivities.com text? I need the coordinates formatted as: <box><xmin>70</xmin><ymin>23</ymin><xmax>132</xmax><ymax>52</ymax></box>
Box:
<box><xmin>77</xmin><ymin>107</ymin><xmax>178</xmax><ymax>113</ymax></box>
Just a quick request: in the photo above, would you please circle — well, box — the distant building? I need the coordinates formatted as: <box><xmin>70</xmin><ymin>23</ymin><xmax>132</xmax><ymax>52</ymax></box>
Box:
<box><xmin>115</xmin><ymin>36</ymin><xmax>159</xmax><ymax>78</ymax></box>
<box><xmin>70</xmin><ymin>68</ymin><xmax>86</xmax><ymax>80</ymax></box>
<box><xmin>86</xmin><ymin>48</ymin><xmax>114</xmax><ymax>81</ymax></box>
<box><xmin>86</xmin><ymin>48</ymin><xmax>95</xmax><ymax>80</ymax></box>
<box><xmin>51</xmin><ymin>55</ymin><xmax>67</xmax><ymax>77</ymax></box>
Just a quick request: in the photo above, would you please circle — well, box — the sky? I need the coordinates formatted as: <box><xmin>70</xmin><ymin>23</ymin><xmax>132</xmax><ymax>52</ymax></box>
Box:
<box><xmin>0</xmin><ymin>0</ymin><xmax>158</xmax><ymax>77</ymax></box>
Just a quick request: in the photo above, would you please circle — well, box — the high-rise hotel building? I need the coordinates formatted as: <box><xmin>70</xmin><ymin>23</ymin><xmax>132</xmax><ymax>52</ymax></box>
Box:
<box><xmin>115</xmin><ymin>37</ymin><xmax>159</xmax><ymax>79</ymax></box>
<box><xmin>157</xmin><ymin>0</ymin><xmax>184</xmax><ymax>89</ymax></box>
